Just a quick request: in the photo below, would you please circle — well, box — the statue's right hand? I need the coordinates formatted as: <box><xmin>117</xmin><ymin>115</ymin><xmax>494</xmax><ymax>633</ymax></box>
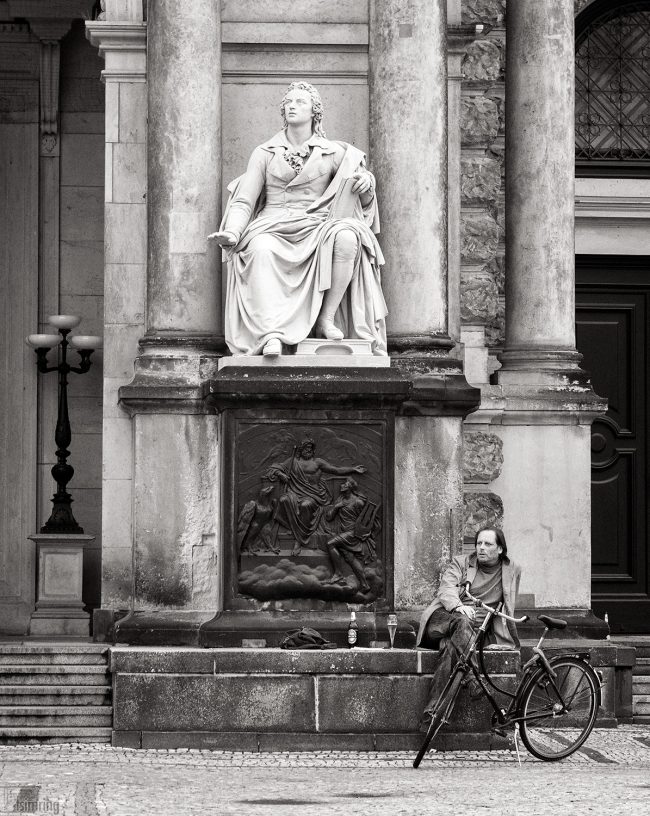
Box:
<box><xmin>278</xmin><ymin>472</ymin><xmax>290</xmax><ymax>484</ymax></box>
<box><xmin>207</xmin><ymin>230</ymin><xmax>238</xmax><ymax>246</ymax></box>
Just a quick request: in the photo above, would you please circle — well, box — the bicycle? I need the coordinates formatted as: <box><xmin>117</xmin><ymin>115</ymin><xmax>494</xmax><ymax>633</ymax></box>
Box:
<box><xmin>413</xmin><ymin>583</ymin><xmax>603</xmax><ymax>767</ymax></box>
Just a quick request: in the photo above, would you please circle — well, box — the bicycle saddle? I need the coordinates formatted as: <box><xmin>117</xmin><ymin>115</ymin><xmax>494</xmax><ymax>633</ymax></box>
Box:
<box><xmin>537</xmin><ymin>615</ymin><xmax>567</xmax><ymax>630</ymax></box>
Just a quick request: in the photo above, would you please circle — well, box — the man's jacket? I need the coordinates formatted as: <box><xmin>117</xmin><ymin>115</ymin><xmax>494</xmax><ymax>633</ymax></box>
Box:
<box><xmin>416</xmin><ymin>552</ymin><xmax>522</xmax><ymax>647</ymax></box>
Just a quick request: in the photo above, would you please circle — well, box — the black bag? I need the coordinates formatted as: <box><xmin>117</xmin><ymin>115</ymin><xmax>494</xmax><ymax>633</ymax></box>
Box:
<box><xmin>279</xmin><ymin>627</ymin><xmax>338</xmax><ymax>650</ymax></box>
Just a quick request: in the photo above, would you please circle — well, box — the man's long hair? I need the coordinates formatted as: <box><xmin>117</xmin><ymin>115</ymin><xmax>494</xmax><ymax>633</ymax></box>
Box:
<box><xmin>474</xmin><ymin>526</ymin><xmax>508</xmax><ymax>557</ymax></box>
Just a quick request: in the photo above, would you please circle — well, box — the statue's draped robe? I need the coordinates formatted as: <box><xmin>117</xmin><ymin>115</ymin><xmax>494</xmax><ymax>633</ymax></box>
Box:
<box><xmin>267</xmin><ymin>456</ymin><xmax>332</xmax><ymax>548</ymax></box>
<box><xmin>220</xmin><ymin>131</ymin><xmax>388</xmax><ymax>356</ymax></box>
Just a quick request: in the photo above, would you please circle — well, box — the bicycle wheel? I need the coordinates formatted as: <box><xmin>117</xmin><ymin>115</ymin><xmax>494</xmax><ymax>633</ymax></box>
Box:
<box><xmin>413</xmin><ymin>671</ymin><xmax>464</xmax><ymax>768</ymax></box>
<box><xmin>519</xmin><ymin>656</ymin><xmax>599</xmax><ymax>761</ymax></box>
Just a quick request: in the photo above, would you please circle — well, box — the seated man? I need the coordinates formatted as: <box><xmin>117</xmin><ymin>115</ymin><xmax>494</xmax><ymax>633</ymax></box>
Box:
<box><xmin>416</xmin><ymin>527</ymin><xmax>521</xmax><ymax>726</ymax></box>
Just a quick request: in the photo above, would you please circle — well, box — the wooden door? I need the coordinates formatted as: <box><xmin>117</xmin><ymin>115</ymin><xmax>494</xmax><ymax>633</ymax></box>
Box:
<box><xmin>576</xmin><ymin>256</ymin><xmax>650</xmax><ymax>633</ymax></box>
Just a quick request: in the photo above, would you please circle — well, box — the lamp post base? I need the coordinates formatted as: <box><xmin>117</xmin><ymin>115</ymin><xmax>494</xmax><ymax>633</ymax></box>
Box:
<box><xmin>28</xmin><ymin>534</ymin><xmax>95</xmax><ymax>636</ymax></box>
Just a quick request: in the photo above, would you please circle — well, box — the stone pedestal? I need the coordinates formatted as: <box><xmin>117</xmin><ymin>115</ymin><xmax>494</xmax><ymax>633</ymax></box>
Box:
<box><xmin>109</xmin><ymin>646</ymin><xmax>520</xmax><ymax>750</ymax></box>
<box><xmin>29</xmin><ymin>534</ymin><xmax>94</xmax><ymax>636</ymax></box>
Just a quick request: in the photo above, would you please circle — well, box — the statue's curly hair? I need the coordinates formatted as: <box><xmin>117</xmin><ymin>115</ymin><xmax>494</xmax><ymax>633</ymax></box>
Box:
<box><xmin>297</xmin><ymin>437</ymin><xmax>316</xmax><ymax>454</ymax></box>
<box><xmin>280</xmin><ymin>81</ymin><xmax>326</xmax><ymax>137</ymax></box>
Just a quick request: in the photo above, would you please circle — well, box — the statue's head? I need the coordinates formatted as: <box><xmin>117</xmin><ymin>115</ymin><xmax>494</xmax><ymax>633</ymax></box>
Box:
<box><xmin>280</xmin><ymin>81</ymin><xmax>326</xmax><ymax>137</ymax></box>
<box><xmin>297</xmin><ymin>438</ymin><xmax>316</xmax><ymax>458</ymax></box>
<box><xmin>341</xmin><ymin>478</ymin><xmax>358</xmax><ymax>494</ymax></box>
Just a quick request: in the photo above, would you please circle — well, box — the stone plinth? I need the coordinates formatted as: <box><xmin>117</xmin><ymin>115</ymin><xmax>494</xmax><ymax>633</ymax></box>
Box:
<box><xmin>29</xmin><ymin>534</ymin><xmax>95</xmax><ymax>636</ymax></box>
<box><xmin>218</xmin><ymin>339</ymin><xmax>390</xmax><ymax>369</ymax></box>
<box><xmin>109</xmin><ymin>646</ymin><xmax>520</xmax><ymax>751</ymax></box>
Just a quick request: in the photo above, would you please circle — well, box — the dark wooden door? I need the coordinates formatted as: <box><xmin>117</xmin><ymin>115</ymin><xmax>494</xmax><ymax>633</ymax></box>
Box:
<box><xmin>576</xmin><ymin>256</ymin><xmax>650</xmax><ymax>633</ymax></box>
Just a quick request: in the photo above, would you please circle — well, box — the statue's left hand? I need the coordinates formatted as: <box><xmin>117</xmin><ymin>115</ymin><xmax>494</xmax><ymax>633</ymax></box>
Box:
<box><xmin>351</xmin><ymin>172</ymin><xmax>373</xmax><ymax>196</ymax></box>
<box><xmin>353</xmin><ymin>465</ymin><xmax>367</xmax><ymax>474</ymax></box>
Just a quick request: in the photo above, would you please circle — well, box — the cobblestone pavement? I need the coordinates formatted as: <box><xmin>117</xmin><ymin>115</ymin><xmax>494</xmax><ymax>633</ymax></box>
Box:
<box><xmin>0</xmin><ymin>725</ymin><xmax>648</xmax><ymax>815</ymax></box>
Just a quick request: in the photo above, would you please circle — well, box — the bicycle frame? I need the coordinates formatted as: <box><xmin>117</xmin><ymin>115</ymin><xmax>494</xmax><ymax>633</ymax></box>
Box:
<box><xmin>415</xmin><ymin>590</ymin><xmax>604</xmax><ymax>767</ymax></box>
<box><xmin>445</xmin><ymin>600</ymin><xmax>602</xmax><ymax>731</ymax></box>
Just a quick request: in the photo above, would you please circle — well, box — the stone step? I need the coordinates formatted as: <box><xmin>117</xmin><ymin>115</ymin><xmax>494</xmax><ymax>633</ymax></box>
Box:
<box><xmin>634</xmin><ymin>715</ymin><xmax>650</xmax><ymax>724</ymax></box>
<box><xmin>633</xmin><ymin>659</ymin><xmax>650</xmax><ymax>675</ymax></box>
<box><xmin>0</xmin><ymin>727</ymin><xmax>111</xmax><ymax>743</ymax></box>
<box><xmin>633</xmin><ymin>698</ymin><xmax>650</xmax><ymax>715</ymax></box>
<box><xmin>0</xmin><ymin>665</ymin><xmax>109</xmax><ymax>686</ymax></box>
<box><xmin>0</xmin><ymin>708</ymin><xmax>112</xmax><ymax>727</ymax></box>
<box><xmin>0</xmin><ymin>649</ymin><xmax>107</xmax><ymax>666</ymax></box>
<box><xmin>0</xmin><ymin>686</ymin><xmax>110</xmax><ymax>705</ymax></box>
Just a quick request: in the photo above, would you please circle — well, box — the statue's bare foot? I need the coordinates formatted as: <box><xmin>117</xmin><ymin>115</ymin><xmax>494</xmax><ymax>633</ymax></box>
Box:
<box><xmin>262</xmin><ymin>338</ymin><xmax>281</xmax><ymax>356</ymax></box>
<box><xmin>315</xmin><ymin>320</ymin><xmax>344</xmax><ymax>341</ymax></box>
<box><xmin>291</xmin><ymin>545</ymin><xmax>302</xmax><ymax>557</ymax></box>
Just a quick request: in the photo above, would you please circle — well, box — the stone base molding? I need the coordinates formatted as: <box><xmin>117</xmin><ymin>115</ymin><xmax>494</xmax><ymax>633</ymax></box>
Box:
<box><xmin>29</xmin><ymin>534</ymin><xmax>95</xmax><ymax>637</ymax></box>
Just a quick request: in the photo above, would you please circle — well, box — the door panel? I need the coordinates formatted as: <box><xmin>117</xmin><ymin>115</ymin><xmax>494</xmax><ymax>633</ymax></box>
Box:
<box><xmin>576</xmin><ymin>257</ymin><xmax>649</xmax><ymax>633</ymax></box>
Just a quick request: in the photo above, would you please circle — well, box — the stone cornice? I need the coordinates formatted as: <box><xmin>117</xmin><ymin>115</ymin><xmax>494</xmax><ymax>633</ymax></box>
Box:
<box><xmin>575</xmin><ymin>196</ymin><xmax>650</xmax><ymax>219</ymax></box>
<box><xmin>85</xmin><ymin>20</ymin><xmax>146</xmax><ymax>82</ymax></box>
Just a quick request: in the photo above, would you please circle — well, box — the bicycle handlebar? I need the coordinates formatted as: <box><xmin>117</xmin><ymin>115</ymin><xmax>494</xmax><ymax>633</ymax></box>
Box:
<box><xmin>459</xmin><ymin>582</ymin><xmax>529</xmax><ymax>624</ymax></box>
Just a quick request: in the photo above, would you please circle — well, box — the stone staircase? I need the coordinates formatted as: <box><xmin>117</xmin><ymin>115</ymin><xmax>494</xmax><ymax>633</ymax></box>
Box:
<box><xmin>611</xmin><ymin>636</ymin><xmax>650</xmax><ymax>724</ymax></box>
<box><xmin>0</xmin><ymin>643</ymin><xmax>112</xmax><ymax>743</ymax></box>
<box><xmin>631</xmin><ymin>641</ymin><xmax>650</xmax><ymax>724</ymax></box>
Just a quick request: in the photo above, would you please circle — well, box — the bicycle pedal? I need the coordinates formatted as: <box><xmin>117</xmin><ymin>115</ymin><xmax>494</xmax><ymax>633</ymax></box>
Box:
<box><xmin>492</xmin><ymin>726</ymin><xmax>508</xmax><ymax>738</ymax></box>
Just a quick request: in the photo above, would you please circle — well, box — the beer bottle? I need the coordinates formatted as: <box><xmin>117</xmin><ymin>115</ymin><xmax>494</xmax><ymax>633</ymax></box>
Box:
<box><xmin>347</xmin><ymin>610</ymin><xmax>358</xmax><ymax>647</ymax></box>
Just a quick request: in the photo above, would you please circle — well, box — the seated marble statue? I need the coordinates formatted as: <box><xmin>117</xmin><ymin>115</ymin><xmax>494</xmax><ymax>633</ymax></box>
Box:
<box><xmin>208</xmin><ymin>81</ymin><xmax>388</xmax><ymax>357</ymax></box>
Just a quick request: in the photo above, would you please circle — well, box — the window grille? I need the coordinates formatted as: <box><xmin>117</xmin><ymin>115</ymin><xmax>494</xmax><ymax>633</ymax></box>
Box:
<box><xmin>576</xmin><ymin>2</ymin><xmax>650</xmax><ymax>172</ymax></box>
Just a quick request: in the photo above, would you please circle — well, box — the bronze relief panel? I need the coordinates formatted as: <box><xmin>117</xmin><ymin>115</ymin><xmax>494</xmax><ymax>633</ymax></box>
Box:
<box><xmin>225</xmin><ymin>412</ymin><xmax>393</xmax><ymax>610</ymax></box>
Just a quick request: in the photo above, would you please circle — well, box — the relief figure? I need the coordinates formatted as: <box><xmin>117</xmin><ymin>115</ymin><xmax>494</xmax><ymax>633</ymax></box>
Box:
<box><xmin>266</xmin><ymin>438</ymin><xmax>366</xmax><ymax>555</ymax></box>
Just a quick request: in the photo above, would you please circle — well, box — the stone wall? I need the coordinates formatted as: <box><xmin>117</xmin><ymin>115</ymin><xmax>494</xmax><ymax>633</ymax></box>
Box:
<box><xmin>55</xmin><ymin>21</ymin><xmax>105</xmax><ymax>609</ymax></box>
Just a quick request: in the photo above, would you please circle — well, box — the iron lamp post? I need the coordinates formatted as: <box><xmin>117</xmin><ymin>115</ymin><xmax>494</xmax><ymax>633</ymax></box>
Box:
<box><xmin>27</xmin><ymin>315</ymin><xmax>101</xmax><ymax>534</ymax></box>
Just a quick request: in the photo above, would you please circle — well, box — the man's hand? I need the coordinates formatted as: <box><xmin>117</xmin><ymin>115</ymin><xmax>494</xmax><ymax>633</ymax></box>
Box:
<box><xmin>456</xmin><ymin>605</ymin><xmax>476</xmax><ymax>621</ymax></box>
<box><xmin>352</xmin><ymin>465</ymin><xmax>367</xmax><ymax>475</ymax></box>
<box><xmin>207</xmin><ymin>230</ymin><xmax>237</xmax><ymax>246</ymax></box>
<box><xmin>351</xmin><ymin>171</ymin><xmax>373</xmax><ymax>195</ymax></box>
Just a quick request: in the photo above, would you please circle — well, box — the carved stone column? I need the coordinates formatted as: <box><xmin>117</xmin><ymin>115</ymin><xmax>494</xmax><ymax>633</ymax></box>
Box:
<box><xmin>144</xmin><ymin>0</ymin><xmax>223</xmax><ymax>370</ymax></box>
<box><xmin>369</xmin><ymin>0</ymin><xmax>449</xmax><ymax>353</ymax></box>
<box><xmin>499</xmin><ymin>0</ymin><xmax>580</xmax><ymax>382</ymax></box>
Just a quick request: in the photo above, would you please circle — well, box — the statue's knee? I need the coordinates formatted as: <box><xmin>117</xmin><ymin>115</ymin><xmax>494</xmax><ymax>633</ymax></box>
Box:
<box><xmin>332</xmin><ymin>229</ymin><xmax>358</xmax><ymax>262</ymax></box>
<box><xmin>248</xmin><ymin>234</ymin><xmax>275</xmax><ymax>257</ymax></box>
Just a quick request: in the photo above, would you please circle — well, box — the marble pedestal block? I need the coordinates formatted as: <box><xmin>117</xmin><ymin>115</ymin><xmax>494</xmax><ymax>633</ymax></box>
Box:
<box><xmin>28</xmin><ymin>534</ymin><xmax>94</xmax><ymax>637</ymax></box>
<box><xmin>218</xmin><ymin>339</ymin><xmax>390</xmax><ymax>369</ymax></box>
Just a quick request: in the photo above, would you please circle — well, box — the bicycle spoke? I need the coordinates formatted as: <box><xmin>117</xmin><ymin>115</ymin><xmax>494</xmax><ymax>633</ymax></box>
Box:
<box><xmin>519</xmin><ymin>658</ymin><xmax>598</xmax><ymax>761</ymax></box>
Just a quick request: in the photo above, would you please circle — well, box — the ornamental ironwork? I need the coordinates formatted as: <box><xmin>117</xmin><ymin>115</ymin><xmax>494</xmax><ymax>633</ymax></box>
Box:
<box><xmin>576</xmin><ymin>2</ymin><xmax>650</xmax><ymax>166</ymax></box>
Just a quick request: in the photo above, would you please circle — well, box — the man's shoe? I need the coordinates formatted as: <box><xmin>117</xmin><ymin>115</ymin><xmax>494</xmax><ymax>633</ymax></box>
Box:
<box><xmin>418</xmin><ymin>712</ymin><xmax>433</xmax><ymax>733</ymax></box>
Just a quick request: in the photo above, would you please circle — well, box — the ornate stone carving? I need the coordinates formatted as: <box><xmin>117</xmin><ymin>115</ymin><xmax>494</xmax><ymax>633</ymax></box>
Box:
<box><xmin>460</xmin><ymin>268</ymin><xmax>498</xmax><ymax>324</ymax></box>
<box><xmin>463</xmin><ymin>492</ymin><xmax>504</xmax><ymax>538</ymax></box>
<box><xmin>462</xmin><ymin>40</ymin><xmax>502</xmax><ymax>83</ymax></box>
<box><xmin>460</xmin><ymin>211</ymin><xmax>499</xmax><ymax>264</ymax></box>
<box><xmin>460</xmin><ymin>95</ymin><xmax>500</xmax><ymax>146</ymax></box>
<box><xmin>460</xmin><ymin>157</ymin><xmax>501</xmax><ymax>206</ymax></box>
<box><xmin>462</xmin><ymin>0</ymin><xmax>506</xmax><ymax>26</ymax></box>
<box><xmin>485</xmin><ymin>297</ymin><xmax>506</xmax><ymax>347</ymax></box>
<box><xmin>486</xmin><ymin>253</ymin><xmax>505</xmax><ymax>294</ymax></box>
<box><xmin>232</xmin><ymin>423</ymin><xmax>387</xmax><ymax>605</ymax></box>
<box><xmin>463</xmin><ymin>432</ymin><xmax>504</xmax><ymax>483</ymax></box>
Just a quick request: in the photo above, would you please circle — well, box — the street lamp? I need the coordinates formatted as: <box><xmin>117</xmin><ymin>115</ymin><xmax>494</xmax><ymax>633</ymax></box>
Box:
<box><xmin>26</xmin><ymin>314</ymin><xmax>101</xmax><ymax>534</ymax></box>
